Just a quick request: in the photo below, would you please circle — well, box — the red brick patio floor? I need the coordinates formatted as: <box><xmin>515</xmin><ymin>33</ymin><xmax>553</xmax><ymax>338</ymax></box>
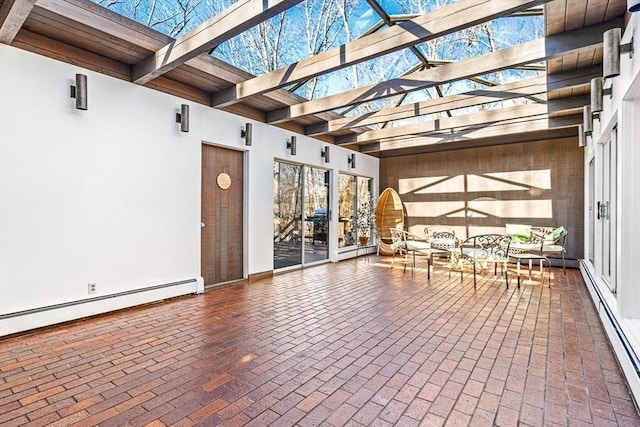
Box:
<box><xmin>1</xmin><ymin>257</ymin><xmax>639</xmax><ymax>426</ymax></box>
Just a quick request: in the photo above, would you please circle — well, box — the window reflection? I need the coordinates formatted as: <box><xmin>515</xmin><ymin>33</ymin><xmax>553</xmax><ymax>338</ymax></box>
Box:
<box><xmin>338</xmin><ymin>173</ymin><xmax>372</xmax><ymax>248</ymax></box>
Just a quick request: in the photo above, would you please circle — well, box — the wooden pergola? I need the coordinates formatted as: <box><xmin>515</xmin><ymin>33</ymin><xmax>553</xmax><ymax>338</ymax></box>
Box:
<box><xmin>0</xmin><ymin>0</ymin><xmax>626</xmax><ymax>157</ymax></box>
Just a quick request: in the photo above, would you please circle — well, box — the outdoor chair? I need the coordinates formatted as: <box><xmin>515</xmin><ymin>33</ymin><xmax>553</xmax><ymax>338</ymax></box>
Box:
<box><xmin>508</xmin><ymin>232</ymin><xmax>551</xmax><ymax>288</ymax></box>
<box><xmin>532</xmin><ymin>226</ymin><xmax>568</xmax><ymax>273</ymax></box>
<box><xmin>424</xmin><ymin>228</ymin><xmax>459</xmax><ymax>280</ymax></box>
<box><xmin>389</xmin><ymin>228</ymin><xmax>430</xmax><ymax>274</ymax></box>
<box><xmin>455</xmin><ymin>234</ymin><xmax>511</xmax><ymax>289</ymax></box>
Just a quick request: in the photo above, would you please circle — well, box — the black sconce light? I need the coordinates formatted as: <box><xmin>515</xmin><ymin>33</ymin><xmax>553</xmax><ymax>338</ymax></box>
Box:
<box><xmin>176</xmin><ymin>104</ymin><xmax>189</xmax><ymax>132</ymax></box>
<box><xmin>583</xmin><ymin>105</ymin><xmax>593</xmax><ymax>136</ymax></box>
<box><xmin>603</xmin><ymin>28</ymin><xmax>634</xmax><ymax>79</ymax></box>
<box><xmin>590</xmin><ymin>77</ymin><xmax>612</xmax><ymax>117</ymax></box>
<box><xmin>287</xmin><ymin>136</ymin><xmax>297</xmax><ymax>155</ymax></box>
<box><xmin>321</xmin><ymin>146</ymin><xmax>330</xmax><ymax>163</ymax></box>
<box><xmin>241</xmin><ymin>123</ymin><xmax>252</xmax><ymax>146</ymax></box>
<box><xmin>629</xmin><ymin>0</ymin><xmax>640</xmax><ymax>13</ymax></box>
<box><xmin>347</xmin><ymin>153</ymin><xmax>356</xmax><ymax>168</ymax></box>
<box><xmin>578</xmin><ymin>124</ymin><xmax>585</xmax><ymax>148</ymax></box>
<box><xmin>70</xmin><ymin>73</ymin><xmax>88</xmax><ymax>110</ymax></box>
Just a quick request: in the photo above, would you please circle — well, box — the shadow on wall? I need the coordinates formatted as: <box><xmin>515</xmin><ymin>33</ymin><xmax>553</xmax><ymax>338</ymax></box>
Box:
<box><xmin>400</xmin><ymin>169</ymin><xmax>552</xmax><ymax>239</ymax></box>
<box><xmin>379</xmin><ymin>138</ymin><xmax>584</xmax><ymax>262</ymax></box>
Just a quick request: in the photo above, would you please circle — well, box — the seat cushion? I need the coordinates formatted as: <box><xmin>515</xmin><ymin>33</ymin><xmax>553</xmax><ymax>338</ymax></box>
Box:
<box><xmin>506</xmin><ymin>223</ymin><xmax>532</xmax><ymax>243</ymax></box>
<box><xmin>406</xmin><ymin>241</ymin><xmax>430</xmax><ymax>252</ymax></box>
<box><xmin>542</xmin><ymin>244</ymin><xmax>565</xmax><ymax>253</ymax></box>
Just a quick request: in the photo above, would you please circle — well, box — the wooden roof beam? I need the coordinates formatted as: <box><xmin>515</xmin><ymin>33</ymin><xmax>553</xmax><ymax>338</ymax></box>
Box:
<box><xmin>132</xmin><ymin>0</ymin><xmax>304</xmax><ymax>85</ymax></box>
<box><xmin>266</xmin><ymin>19</ymin><xmax>620</xmax><ymax>124</ymax></box>
<box><xmin>335</xmin><ymin>95</ymin><xmax>587</xmax><ymax>145</ymax></box>
<box><xmin>211</xmin><ymin>0</ymin><xmax>551</xmax><ymax>108</ymax></box>
<box><xmin>367</xmin><ymin>114</ymin><xmax>582</xmax><ymax>153</ymax></box>
<box><xmin>306</xmin><ymin>66</ymin><xmax>600</xmax><ymax>135</ymax></box>
<box><xmin>0</xmin><ymin>0</ymin><xmax>37</xmax><ymax>44</ymax></box>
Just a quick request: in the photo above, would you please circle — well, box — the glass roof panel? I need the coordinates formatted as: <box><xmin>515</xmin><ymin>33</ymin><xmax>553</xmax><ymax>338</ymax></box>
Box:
<box><xmin>212</xmin><ymin>0</ymin><xmax>380</xmax><ymax>77</ymax></box>
<box><xmin>286</xmin><ymin>47</ymin><xmax>418</xmax><ymax>100</ymax></box>
<box><xmin>93</xmin><ymin>0</ymin><xmax>240</xmax><ymax>37</ymax></box>
<box><xmin>92</xmin><ymin>0</ymin><xmax>544</xmax><ymax>104</ymax></box>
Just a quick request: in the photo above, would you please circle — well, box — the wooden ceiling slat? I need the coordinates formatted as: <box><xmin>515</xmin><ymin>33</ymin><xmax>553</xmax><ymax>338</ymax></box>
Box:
<box><xmin>604</xmin><ymin>0</ymin><xmax>628</xmax><ymax>20</ymax></box>
<box><xmin>146</xmin><ymin>76</ymin><xmax>212</xmax><ymax>106</ymax></box>
<box><xmin>585</xmin><ymin>0</ymin><xmax>610</xmax><ymax>26</ymax></box>
<box><xmin>210</xmin><ymin>0</ymin><xmax>552</xmax><ymax>108</ymax></box>
<box><xmin>132</xmin><ymin>0</ymin><xmax>305</xmax><ymax>84</ymax></box>
<box><xmin>564</xmin><ymin>0</ymin><xmax>588</xmax><ymax>31</ymax></box>
<box><xmin>575</xmin><ymin>48</ymin><xmax>598</xmax><ymax>69</ymax></box>
<box><xmin>560</xmin><ymin>51</ymin><xmax>580</xmax><ymax>72</ymax></box>
<box><xmin>543</xmin><ymin>0</ymin><xmax>567</xmax><ymax>35</ymax></box>
<box><xmin>12</xmin><ymin>29</ymin><xmax>131</xmax><ymax>80</ymax></box>
<box><xmin>0</xmin><ymin>0</ymin><xmax>36</xmax><ymax>44</ymax></box>
<box><xmin>24</xmin><ymin>9</ymin><xmax>145</xmax><ymax>63</ymax></box>
<box><xmin>35</xmin><ymin>0</ymin><xmax>169</xmax><ymax>50</ymax></box>
<box><xmin>164</xmin><ymin>67</ymin><xmax>229</xmax><ymax>93</ymax></box>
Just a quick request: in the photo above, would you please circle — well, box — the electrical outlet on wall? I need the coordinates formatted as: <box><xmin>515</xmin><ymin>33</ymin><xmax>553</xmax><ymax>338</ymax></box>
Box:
<box><xmin>88</xmin><ymin>282</ymin><xmax>97</xmax><ymax>294</ymax></box>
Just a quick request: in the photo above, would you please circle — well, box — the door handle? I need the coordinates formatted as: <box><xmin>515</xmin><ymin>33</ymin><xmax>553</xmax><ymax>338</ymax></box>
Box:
<box><xmin>596</xmin><ymin>202</ymin><xmax>609</xmax><ymax>220</ymax></box>
<box><xmin>201</xmin><ymin>222</ymin><xmax>205</xmax><ymax>228</ymax></box>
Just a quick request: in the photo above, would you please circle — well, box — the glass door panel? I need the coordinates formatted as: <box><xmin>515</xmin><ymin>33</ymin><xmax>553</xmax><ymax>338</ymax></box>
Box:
<box><xmin>304</xmin><ymin>168</ymin><xmax>329</xmax><ymax>263</ymax></box>
<box><xmin>357</xmin><ymin>176</ymin><xmax>373</xmax><ymax>244</ymax></box>
<box><xmin>337</xmin><ymin>174</ymin><xmax>373</xmax><ymax>248</ymax></box>
<box><xmin>273</xmin><ymin>161</ymin><xmax>303</xmax><ymax>269</ymax></box>
<box><xmin>601</xmin><ymin>129</ymin><xmax>617</xmax><ymax>292</ymax></box>
<box><xmin>338</xmin><ymin>174</ymin><xmax>357</xmax><ymax>248</ymax></box>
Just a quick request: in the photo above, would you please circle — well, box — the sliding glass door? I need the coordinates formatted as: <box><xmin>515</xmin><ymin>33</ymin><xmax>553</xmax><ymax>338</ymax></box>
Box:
<box><xmin>304</xmin><ymin>167</ymin><xmax>330</xmax><ymax>263</ymax></box>
<box><xmin>273</xmin><ymin>161</ymin><xmax>329</xmax><ymax>269</ymax></box>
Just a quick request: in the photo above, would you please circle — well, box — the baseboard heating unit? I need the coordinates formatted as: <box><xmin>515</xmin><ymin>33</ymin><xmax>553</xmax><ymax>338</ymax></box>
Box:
<box><xmin>0</xmin><ymin>278</ymin><xmax>203</xmax><ymax>337</ymax></box>
<box><xmin>580</xmin><ymin>261</ymin><xmax>640</xmax><ymax>409</ymax></box>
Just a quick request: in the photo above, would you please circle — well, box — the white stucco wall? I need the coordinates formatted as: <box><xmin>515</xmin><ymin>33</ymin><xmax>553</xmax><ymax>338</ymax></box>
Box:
<box><xmin>0</xmin><ymin>44</ymin><xmax>379</xmax><ymax>336</ymax></box>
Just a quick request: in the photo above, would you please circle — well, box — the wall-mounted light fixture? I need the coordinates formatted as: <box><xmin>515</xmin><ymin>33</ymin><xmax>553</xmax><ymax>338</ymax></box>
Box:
<box><xmin>176</xmin><ymin>104</ymin><xmax>189</xmax><ymax>132</ymax></box>
<box><xmin>603</xmin><ymin>28</ymin><xmax>634</xmax><ymax>78</ymax></box>
<box><xmin>286</xmin><ymin>136</ymin><xmax>296</xmax><ymax>155</ymax></box>
<box><xmin>321</xmin><ymin>146</ymin><xmax>330</xmax><ymax>163</ymax></box>
<box><xmin>70</xmin><ymin>73</ymin><xmax>88</xmax><ymax>110</ymax></box>
<box><xmin>347</xmin><ymin>153</ymin><xmax>356</xmax><ymax>168</ymax></box>
<box><xmin>241</xmin><ymin>123</ymin><xmax>252</xmax><ymax>146</ymax></box>
<box><xmin>578</xmin><ymin>124</ymin><xmax>585</xmax><ymax>148</ymax></box>
<box><xmin>583</xmin><ymin>105</ymin><xmax>593</xmax><ymax>136</ymax></box>
<box><xmin>590</xmin><ymin>77</ymin><xmax>613</xmax><ymax>117</ymax></box>
<box><xmin>629</xmin><ymin>0</ymin><xmax>640</xmax><ymax>13</ymax></box>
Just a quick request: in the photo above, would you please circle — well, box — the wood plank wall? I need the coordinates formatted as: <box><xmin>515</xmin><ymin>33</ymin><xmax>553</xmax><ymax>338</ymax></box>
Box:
<box><xmin>379</xmin><ymin>137</ymin><xmax>584</xmax><ymax>263</ymax></box>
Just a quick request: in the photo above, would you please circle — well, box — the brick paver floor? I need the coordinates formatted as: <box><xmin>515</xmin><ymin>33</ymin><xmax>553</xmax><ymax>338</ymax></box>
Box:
<box><xmin>1</xmin><ymin>257</ymin><xmax>639</xmax><ymax>426</ymax></box>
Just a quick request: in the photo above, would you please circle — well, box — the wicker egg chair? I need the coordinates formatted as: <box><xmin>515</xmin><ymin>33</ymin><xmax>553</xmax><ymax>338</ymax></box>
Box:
<box><xmin>375</xmin><ymin>188</ymin><xmax>405</xmax><ymax>255</ymax></box>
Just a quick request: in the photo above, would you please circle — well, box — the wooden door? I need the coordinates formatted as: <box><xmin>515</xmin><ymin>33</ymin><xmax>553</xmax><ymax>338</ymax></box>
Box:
<box><xmin>201</xmin><ymin>144</ymin><xmax>244</xmax><ymax>285</ymax></box>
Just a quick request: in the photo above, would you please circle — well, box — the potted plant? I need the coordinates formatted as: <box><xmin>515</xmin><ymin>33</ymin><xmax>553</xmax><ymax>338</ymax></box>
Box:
<box><xmin>355</xmin><ymin>202</ymin><xmax>374</xmax><ymax>245</ymax></box>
